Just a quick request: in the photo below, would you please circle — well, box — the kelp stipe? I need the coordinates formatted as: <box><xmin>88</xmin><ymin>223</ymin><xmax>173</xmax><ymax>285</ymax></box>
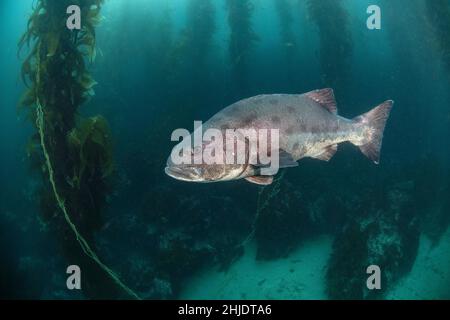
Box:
<box><xmin>35</xmin><ymin>99</ymin><xmax>139</xmax><ymax>300</ymax></box>
<box><xmin>18</xmin><ymin>0</ymin><xmax>139</xmax><ymax>299</ymax></box>
<box><xmin>275</xmin><ymin>0</ymin><xmax>297</xmax><ymax>81</ymax></box>
<box><xmin>306</xmin><ymin>0</ymin><xmax>353</xmax><ymax>90</ymax></box>
<box><xmin>226</xmin><ymin>0</ymin><xmax>258</xmax><ymax>98</ymax></box>
<box><xmin>172</xmin><ymin>0</ymin><xmax>216</xmax><ymax>102</ymax></box>
<box><xmin>239</xmin><ymin>171</ymin><xmax>286</xmax><ymax>249</ymax></box>
<box><xmin>185</xmin><ymin>0</ymin><xmax>216</xmax><ymax>65</ymax></box>
<box><xmin>425</xmin><ymin>0</ymin><xmax>450</xmax><ymax>74</ymax></box>
<box><xmin>150</xmin><ymin>0</ymin><xmax>217</xmax><ymax>116</ymax></box>
<box><xmin>239</xmin><ymin>171</ymin><xmax>309</xmax><ymax>261</ymax></box>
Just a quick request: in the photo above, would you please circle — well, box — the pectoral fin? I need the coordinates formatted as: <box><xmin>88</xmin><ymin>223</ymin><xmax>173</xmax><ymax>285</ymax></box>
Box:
<box><xmin>253</xmin><ymin>149</ymin><xmax>298</xmax><ymax>169</ymax></box>
<box><xmin>279</xmin><ymin>149</ymin><xmax>299</xmax><ymax>168</ymax></box>
<box><xmin>245</xmin><ymin>176</ymin><xmax>274</xmax><ymax>186</ymax></box>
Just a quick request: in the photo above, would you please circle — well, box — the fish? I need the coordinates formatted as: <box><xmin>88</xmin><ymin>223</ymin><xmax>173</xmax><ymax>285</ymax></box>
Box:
<box><xmin>165</xmin><ymin>88</ymin><xmax>393</xmax><ymax>185</ymax></box>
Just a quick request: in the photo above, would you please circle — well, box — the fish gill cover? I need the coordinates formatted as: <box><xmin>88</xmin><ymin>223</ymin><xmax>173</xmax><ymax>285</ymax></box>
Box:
<box><xmin>0</xmin><ymin>0</ymin><xmax>449</xmax><ymax>300</ymax></box>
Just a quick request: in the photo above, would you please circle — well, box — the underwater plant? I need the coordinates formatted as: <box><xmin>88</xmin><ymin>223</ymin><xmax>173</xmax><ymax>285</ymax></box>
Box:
<box><xmin>141</xmin><ymin>0</ymin><xmax>218</xmax><ymax>182</ymax></box>
<box><xmin>138</xmin><ymin>183</ymin><xmax>253</xmax><ymax>296</ymax></box>
<box><xmin>184</xmin><ymin>0</ymin><xmax>216</xmax><ymax>66</ymax></box>
<box><xmin>325</xmin><ymin>178</ymin><xmax>419</xmax><ymax>299</ymax></box>
<box><xmin>19</xmin><ymin>0</ymin><xmax>138</xmax><ymax>299</ymax></box>
<box><xmin>226</xmin><ymin>0</ymin><xmax>259</xmax><ymax>98</ymax></box>
<box><xmin>224</xmin><ymin>169</ymin><xmax>314</xmax><ymax>261</ymax></box>
<box><xmin>151</xmin><ymin>1</ymin><xmax>175</xmax><ymax>95</ymax></box>
<box><xmin>306</xmin><ymin>0</ymin><xmax>353</xmax><ymax>91</ymax></box>
<box><xmin>145</xmin><ymin>0</ymin><xmax>217</xmax><ymax>133</ymax></box>
<box><xmin>253</xmin><ymin>173</ymin><xmax>313</xmax><ymax>260</ymax></box>
<box><xmin>177</xmin><ymin>0</ymin><xmax>216</xmax><ymax>101</ymax></box>
<box><xmin>275</xmin><ymin>0</ymin><xmax>297</xmax><ymax>81</ymax></box>
<box><xmin>425</xmin><ymin>0</ymin><xmax>450</xmax><ymax>73</ymax></box>
<box><xmin>162</xmin><ymin>0</ymin><xmax>216</xmax><ymax>77</ymax></box>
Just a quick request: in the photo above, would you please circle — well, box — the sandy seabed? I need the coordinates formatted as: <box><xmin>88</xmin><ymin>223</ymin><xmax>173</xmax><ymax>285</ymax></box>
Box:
<box><xmin>181</xmin><ymin>227</ymin><xmax>450</xmax><ymax>300</ymax></box>
<box><xmin>387</xmin><ymin>227</ymin><xmax>450</xmax><ymax>299</ymax></box>
<box><xmin>180</xmin><ymin>235</ymin><xmax>332</xmax><ymax>299</ymax></box>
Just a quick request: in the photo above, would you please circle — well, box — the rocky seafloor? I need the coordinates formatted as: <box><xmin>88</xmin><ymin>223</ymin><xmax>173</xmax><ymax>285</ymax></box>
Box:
<box><xmin>1</xmin><ymin>152</ymin><xmax>449</xmax><ymax>299</ymax></box>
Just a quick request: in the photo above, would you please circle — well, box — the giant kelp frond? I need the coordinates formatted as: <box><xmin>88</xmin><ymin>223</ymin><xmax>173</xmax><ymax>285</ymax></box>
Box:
<box><xmin>425</xmin><ymin>0</ymin><xmax>450</xmax><ymax>73</ymax></box>
<box><xmin>225</xmin><ymin>0</ymin><xmax>258</xmax><ymax>97</ymax></box>
<box><xmin>19</xmin><ymin>0</ymin><xmax>104</xmax><ymax>92</ymax></box>
<box><xmin>67</xmin><ymin>116</ymin><xmax>114</xmax><ymax>189</ymax></box>
<box><xmin>306</xmin><ymin>0</ymin><xmax>353</xmax><ymax>88</ymax></box>
<box><xmin>19</xmin><ymin>0</ymin><xmax>140</xmax><ymax>299</ymax></box>
<box><xmin>275</xmin><ymin>0</ymin><xmax>295</xmax><ymax>45</ymax></box>
<box><xmin>35</xmin><ymin>98</ymin><xmax>139</xmax><ymax>300</ymax></box>
<box><xmin>226</xmin><ymin>0</ymin><xmax>258</xmax><ymax>65</ymax></box>
<box><xmin>185</xmin><ymin>0</ymin><xmax>216</xmax><ymax>55</ymax></box>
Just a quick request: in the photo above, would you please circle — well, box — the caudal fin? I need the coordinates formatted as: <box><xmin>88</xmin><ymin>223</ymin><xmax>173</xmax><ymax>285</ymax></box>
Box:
<box><xmin>353</xmin><ymin>100</ymin><xmax>393</xmax><ymax>164</ymax></box>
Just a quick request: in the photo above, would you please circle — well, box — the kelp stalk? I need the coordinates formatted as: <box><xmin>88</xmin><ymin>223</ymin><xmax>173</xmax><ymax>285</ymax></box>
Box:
<box><xmin>425</xmin><ymin>0</ymin><xmax>450</xmax><ymax>73</ymax></box>
<box><xmin>226</xmin><ymin>0</ymin><xmax>258</xmax><ymax>98</ymax></box>
<box><xmin>276</xmin><ymin>0</ymin><xmax>297</xmax><ymax>79</ymax></box>
<box><xmin>240</xmin><ymin>171</ymin><xmax>286</xmax><ymax>247</ymax></box>
<box><xmin>306</xmin><ymin>0</ymin><xmax>352</xmax><ymax>89</ymax></box>
<box><xmin>19</xmin><ymin>0</ymin><xmax>139</xmax><ymax>299</ymax></box>
<box><xmin>35</xmin><ymin>99</ymin><xmax>139</xmax><ymax>300</ymax></box>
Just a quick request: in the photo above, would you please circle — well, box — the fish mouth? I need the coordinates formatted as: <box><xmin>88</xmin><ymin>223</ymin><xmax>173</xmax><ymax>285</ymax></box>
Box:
<box><xmin>165</xmin><ymin>166</ymin><xmax>195</xmax><ymax>182</ymax></box>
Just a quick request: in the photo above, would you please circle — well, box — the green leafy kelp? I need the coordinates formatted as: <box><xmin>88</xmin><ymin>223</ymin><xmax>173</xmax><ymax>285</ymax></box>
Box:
<box><xmin>226</xmin><ymin>0</ymin><xmax>259</xmax><ymax>98</ymax></box>
<box><xmin>306</xmin><ymin>0</ymin><xmax>353</xmax><ymax>90</ymax></box>
<box><xmin>19</xmin><ymin>0</ymin><xmax>139</xmax><ymax>299</ymax></box>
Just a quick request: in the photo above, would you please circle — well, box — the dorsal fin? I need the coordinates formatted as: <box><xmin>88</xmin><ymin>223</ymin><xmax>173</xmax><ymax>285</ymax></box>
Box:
<box><xmin>305</xmin><ymin>88</ymin><xmax>337</xmax><ymax>114</ymax></box>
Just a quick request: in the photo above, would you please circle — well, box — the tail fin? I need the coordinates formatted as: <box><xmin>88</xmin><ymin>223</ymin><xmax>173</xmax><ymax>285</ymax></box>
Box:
<box><xmin>353</xmin><ymin>100</ymin><xmax>393</xmax><ymax>164</ymax></box>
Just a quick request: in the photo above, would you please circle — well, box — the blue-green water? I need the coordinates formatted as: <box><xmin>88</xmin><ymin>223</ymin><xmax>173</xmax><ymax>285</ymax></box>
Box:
<box><xmin>1</xmin><ymin>0</ymin><xmax>450</xmax><ymax>300</ymax></box>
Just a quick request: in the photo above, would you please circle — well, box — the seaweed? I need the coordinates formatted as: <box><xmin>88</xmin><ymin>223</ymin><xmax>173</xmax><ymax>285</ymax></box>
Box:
<box><xmin>250</xmin><ymin>172</ymin><xmax>315</xmax><ymax>260</ymax></box>
<box><xmin>325</xmin><ymin>179</ymin><xmax>419</xmax><ymax>299</ymax></box>
<box><xmin>275</xmin><ymin>0</ymin><xmax>297</xmax><ymax>80</ymax></box>
<box><xmin>67</xmin><ymin>116</ymin><xmax>114</xmax><ymax>190</ymax></box>
<box><xmin>326</xmin><ymin>221</ymin><xmax>369</xmax><ymax>299</ymax></box>
<box><xmin>139</xmin><ymin>182</ymin><xmax>253</xmax><ymax>294</ymax></box>
<box><xmin>168</xmin><ymin>0</ymin><xmax>216</xmax><ymax>98</ymax></box>
<box><xmin>226</xmin><ymin>0</ymin><xmax>259</xmax><ymax>98</ymax></box>
<box><xmin>184</xmin><ymin>0</ymin><xmax>216</xmax><ymax>65</ymax></box>
<box><xmin>306</xmin><ymin>0</ymin><xmax>353</xmax><ymax>91</ymax></box>
<box><xmin>425</xmin><ymin>0</ymin><xmax>450</xmax><ymax>73</ymax></box>
<box><xmin>151</xmin><ymin>1</ymin><xmax>175</xmax><ymax>94</ymax></box>
<box><xmin>18</xmin><ymin>0</ymin><xmax>138</xmax><ymax>299</ymax></box>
